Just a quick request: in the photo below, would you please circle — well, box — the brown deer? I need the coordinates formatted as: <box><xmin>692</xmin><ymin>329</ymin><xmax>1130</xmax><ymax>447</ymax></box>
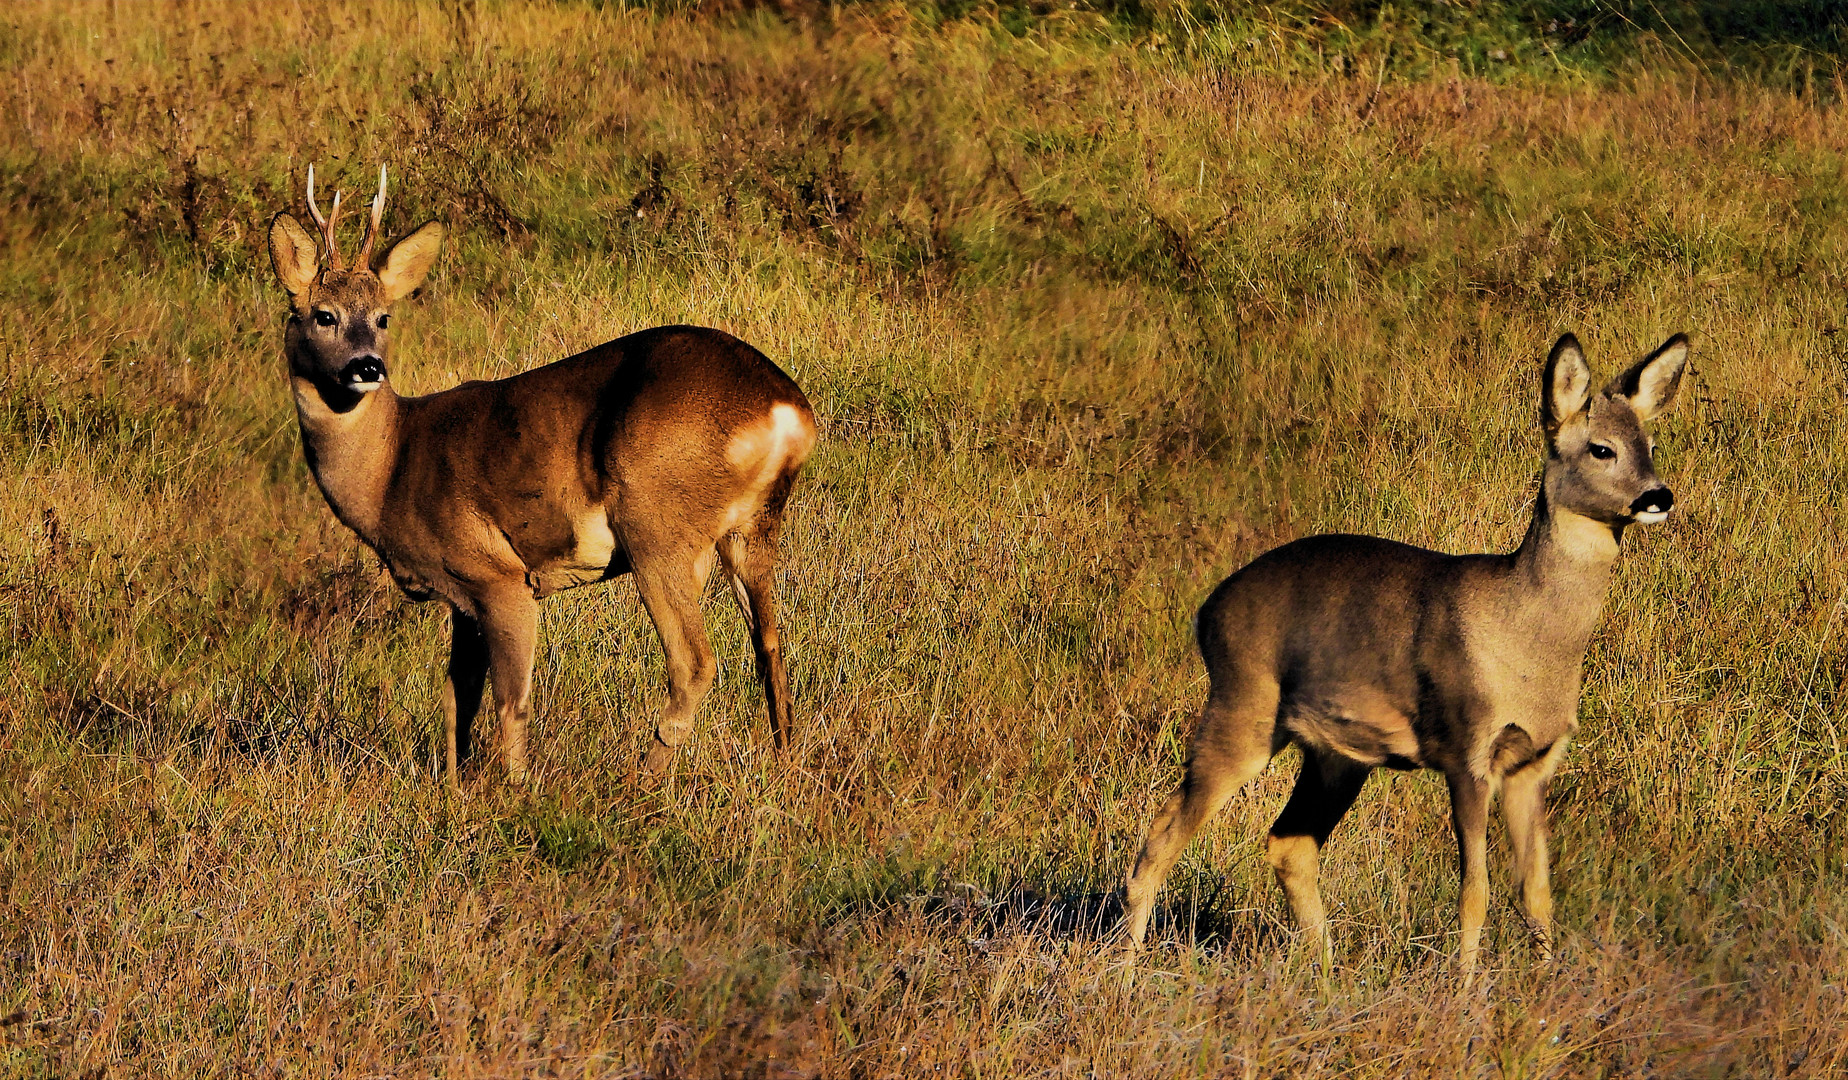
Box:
<box><xmin>1123</xmin><ymin>332</ymin><xmax>1687</xmax><ymax>974</ymax></box>
<box><xmin>267</xmin><ymin>166</ymin><xmax>816</xmax><ymax>783</ymax></box>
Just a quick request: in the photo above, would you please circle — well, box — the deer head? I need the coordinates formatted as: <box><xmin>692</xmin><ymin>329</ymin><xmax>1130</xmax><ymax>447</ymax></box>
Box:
<box><xmin>1539</xmin><ymin>332</ymin><xmax>1688</xmax><ymax>529</ymax></box>
<box><xmin>269</xmin><ymin>165</ymin><xmax>445</xmax><ymax>401</ymax></box>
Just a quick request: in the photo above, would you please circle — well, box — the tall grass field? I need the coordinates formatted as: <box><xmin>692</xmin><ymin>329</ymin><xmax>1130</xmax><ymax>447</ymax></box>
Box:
<box><xmin>5</xmin><ymin>1</ymin><xmax>1848</xmax><ymax>1075</ymax></box>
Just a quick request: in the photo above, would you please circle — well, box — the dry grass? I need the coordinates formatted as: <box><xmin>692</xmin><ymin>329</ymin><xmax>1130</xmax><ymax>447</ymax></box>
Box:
<box><xmin>5</xmin><ymin>1</ymin><xmax>1848</xmax><ymax>1075</ymax></box>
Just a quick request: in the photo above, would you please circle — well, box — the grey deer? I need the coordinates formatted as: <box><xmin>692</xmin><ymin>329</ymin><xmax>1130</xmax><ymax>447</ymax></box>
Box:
<box><xmin>1123</xmin><ymin>332</ymin><xmax>1687</xmax><ymax>974</ymax></box>
<box><xmin>268</xmin><ymin>166</ymin><xmax>817</xmax><ymax>784</ymax></box>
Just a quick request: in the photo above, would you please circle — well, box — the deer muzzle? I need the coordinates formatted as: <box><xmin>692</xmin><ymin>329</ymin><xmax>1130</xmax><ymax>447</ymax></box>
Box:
<box><xmin>1629</xmin><ymin>487</ymin><xmax>1673</xmax><ymax>524</ymax></box>
<box><xmin>340</xmin><ymin>355</ymin><xmax>388</xmax><ymax>391</ymax></box>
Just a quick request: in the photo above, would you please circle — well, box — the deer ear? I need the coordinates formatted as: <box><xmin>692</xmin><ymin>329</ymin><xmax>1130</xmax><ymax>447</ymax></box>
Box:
<box><xmin>1610</xmin><ymin>333</ymin><xmax>1689</xmax><ymax>422</ymax></box>
<box><xmin>269</xmin><ymin>213</ymin><xmax>320</xmax><ymax>297</ymax></box>
<box><xmin>1541</xmin><ymin>333</ymin><xmax>1592</xmax><ymax>441</ymax></box>
<box><xmin>376</xmin><ymin>221</ymin><xmax>445</xmax><ymax>302</ymax></box>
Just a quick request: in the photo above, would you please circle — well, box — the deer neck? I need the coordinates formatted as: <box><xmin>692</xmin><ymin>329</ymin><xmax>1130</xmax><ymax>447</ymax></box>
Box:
<box><xmin>1506</xmin><ymin>477</ymin><xmax>1622</xmax><ymax>652</ymax></box>
<box><xmin>291</xmin><ymin>375</ymin><xmax>403</xmax><ymax>545</ymax></box>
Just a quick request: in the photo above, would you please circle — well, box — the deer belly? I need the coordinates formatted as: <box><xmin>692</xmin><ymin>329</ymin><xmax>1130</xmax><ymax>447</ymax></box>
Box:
<box><xmin>524</xmin><ymin>509</ymin><xmax>620</xmax><ymax>597</ymax></box>
<box><xmin>1281</xmin><ymin>692</ymin><xmax>1424</xmax><ymax>768</ymax></box>
<box><xmin>382</xmin><ymin>558</ymin><xmax>441</xmax><ymax>603</ymax></box>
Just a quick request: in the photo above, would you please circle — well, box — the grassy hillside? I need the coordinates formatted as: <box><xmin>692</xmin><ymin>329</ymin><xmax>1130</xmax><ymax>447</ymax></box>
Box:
<box><xmin>5</xmin><ymin>0</ymin><xmax>1848</xmax><ymax>1074</ymax></box>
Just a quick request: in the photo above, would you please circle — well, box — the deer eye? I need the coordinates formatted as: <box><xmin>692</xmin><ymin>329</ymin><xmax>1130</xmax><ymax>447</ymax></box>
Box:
<box><xmin>376</xmin><ymin>314</ymin><xmax>390</xmax><ymax>329</ymax></box>
<box><xmin>313</xmin><ymin>310</ymin><xmax>337</xmax><ymax>328</ymax></box>
<box><xmin>1589</xmin><ymin>443</ymin><xmax>1616</xmax><ymax>460</ymax></box>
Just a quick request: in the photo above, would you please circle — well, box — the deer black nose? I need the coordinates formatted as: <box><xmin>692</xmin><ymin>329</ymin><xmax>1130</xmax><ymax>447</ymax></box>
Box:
<box><xmin>340</xmin><ymin>355</ymin><xmax>387</xmax><ymax>388</ymax></box>
<box><xmin>1630</xmin><ymin>488</ymin><xmax>1673</xmax><ymax>517</ymax></box>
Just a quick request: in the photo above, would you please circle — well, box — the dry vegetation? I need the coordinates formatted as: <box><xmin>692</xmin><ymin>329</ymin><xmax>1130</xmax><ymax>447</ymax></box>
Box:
<box><xmin>5</xmin><ymin>0</ymin><xmax>1848</xmax><ymax>1075</ymax></box>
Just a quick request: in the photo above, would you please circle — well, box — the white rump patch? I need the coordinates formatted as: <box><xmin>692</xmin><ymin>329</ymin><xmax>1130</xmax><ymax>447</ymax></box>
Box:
<box><xmin>716</xmin><ymin>403</ymin><xmax>813</xmax><ymax>535</ymax></box>
<box><xmin>770</xmin><ymin>402</ymin><xmax>808</xmax><ymax>447</ymax></box>
<box><xmin>726</xmin><ymin>402</ymin><xmax>813</xmax><ymax>471</ymax></box>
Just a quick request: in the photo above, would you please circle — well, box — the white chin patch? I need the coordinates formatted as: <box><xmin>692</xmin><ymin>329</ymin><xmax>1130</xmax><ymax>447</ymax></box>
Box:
<box><xmin>1632</xmin><ymin>510</ymin><xmax>1669</xmax><ymax>525</ymax></box>
<box><xmin>345</xmin><ymin>380</ymin><xmax>383</xmax><ymax>393</ymax></box>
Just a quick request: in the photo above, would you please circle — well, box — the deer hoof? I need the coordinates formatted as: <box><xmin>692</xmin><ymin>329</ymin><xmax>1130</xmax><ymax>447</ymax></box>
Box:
<box><xmin>641</xmin><ymin>740</ymin><xmax>677</xmax><ymax>776</ymax></box>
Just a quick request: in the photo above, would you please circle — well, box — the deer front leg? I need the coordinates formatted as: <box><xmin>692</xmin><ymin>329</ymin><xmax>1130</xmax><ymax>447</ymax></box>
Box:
<box><xmin>442</xmin><ymin>606</ymin><xmax>490</xmax><ymax>785</ymax></box>
<box><xmin>1447</xmin><ymin>770</ymin><xmax>1492</xmax><ymax>977</ymax></box>
<box><xmin>479</xmin><ymin>591</ymin><xmax>540</xmax><ymax>785</ymax></box>
<box><xmin>1502</xmin><ymin>739</ymin><xmax>1569</xmax><ymax>961</ymax></box>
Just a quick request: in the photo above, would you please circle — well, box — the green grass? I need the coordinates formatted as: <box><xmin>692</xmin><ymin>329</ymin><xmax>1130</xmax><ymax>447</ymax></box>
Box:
<box><xmin>5</xmin><ymin>0</ymin><xmax>1848</xmax><ymax>1075</ymax></box>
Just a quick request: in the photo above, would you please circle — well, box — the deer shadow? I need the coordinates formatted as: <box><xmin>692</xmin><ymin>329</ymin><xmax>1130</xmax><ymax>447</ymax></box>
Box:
<box><xmin>865</xmin><ymin>874</ymin><xmax>1294</xmax><ymax>959</ymax></box>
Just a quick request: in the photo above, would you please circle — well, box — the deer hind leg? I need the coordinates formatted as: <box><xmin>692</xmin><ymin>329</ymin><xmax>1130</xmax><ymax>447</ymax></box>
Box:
<box><xmin>1265</xmin><ymin>751</ymin><xmax>1370</xmax><ymax>963</ymax></box>
<box><xmin>1501</xmin><ymin>737</ymin><xmax>1570</xmax><ymax>962</ymax></box>
<box><xmin>634</xmin><ymin>546</ymin><xmax>719</xmax><ymax>774</ymax></box>
<box><xmin>1447</xmin><ymin>770</ymin><xmax>1492</xmax><ymax>977</ymax></box>
<box><xmin>478</xmin><ymin>591</ymin><xmax>540</xmax><ymax>785</ymax></box>
<box><xmin>442</xmin><ymin>607</ymin><xmax>490</xmax><ymax>785</ymax></box>
<box><xmin>1124</xmin><ymin>684</ymin><xmax>1280</xmax><ymax>948</ymax></box>
<box><xmin>718</xmin><ymin>514</ymin><xmax>793</xmax><ymax>753</ymax></box>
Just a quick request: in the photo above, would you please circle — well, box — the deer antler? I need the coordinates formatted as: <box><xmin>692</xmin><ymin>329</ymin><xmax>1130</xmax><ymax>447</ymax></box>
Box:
<box><xmin>357</xmin><ymin>164</ymin><xmax>387</xmax><ymax>269</ymax></box>
<box><xmin>305</xmin><ymin>164</ymin><xmax>345</xmax><ymax>269</ymax></box>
